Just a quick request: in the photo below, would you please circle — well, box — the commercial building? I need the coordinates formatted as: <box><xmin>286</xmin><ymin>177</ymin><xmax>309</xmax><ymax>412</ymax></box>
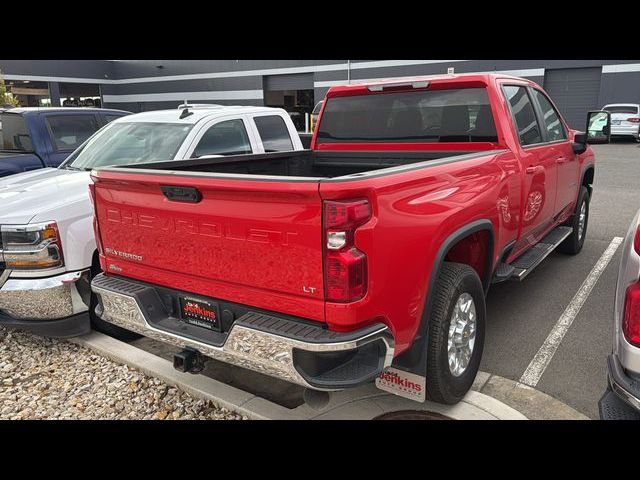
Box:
<box><xmin>1</xmin><ymin>59</ymin><xmax>639</xmax><ymax>129</ymax></box>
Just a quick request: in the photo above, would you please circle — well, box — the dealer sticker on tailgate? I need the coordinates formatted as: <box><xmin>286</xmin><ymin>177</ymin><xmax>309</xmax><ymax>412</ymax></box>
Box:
<box><xmin>376</xmin><ymin>367</ymin><xmax>426</xmax><ymax>402</ymax></box>
<box><xmin>179</xmin><ymin>296</ymin><xmax>221</xmax><ymax>331</ymax></box>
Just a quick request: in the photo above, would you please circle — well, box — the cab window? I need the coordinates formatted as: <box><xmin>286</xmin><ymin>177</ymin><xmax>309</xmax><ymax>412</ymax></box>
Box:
<box><xmin>193</xmin><ymin>119</ymin><xmax>252</xmax><ymax>157</ymax></box>
<box><xmin>254</xmin><ymin>115</ymin><xmax>293</xmax><ymax>152</ymax></box>
<box><xmin>531</xmin><ymin>89</ymin><xmax>567</xmax><ymax>142</ymax></box>
<box><xmin>503</xmin><ymin>85</ymin><xmax>543</xmax><ymax>146</ymax></box>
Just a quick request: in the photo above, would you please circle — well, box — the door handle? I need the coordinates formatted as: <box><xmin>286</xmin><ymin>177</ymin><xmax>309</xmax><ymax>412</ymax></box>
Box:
<box><xmin>555</xmin><ymin>157</ymin><xmax>568</xmax><ymax>164</ymax></box>
<box><xmin>525</xmin><ymin>166</ymin><xmax>542</xmax><ymax>174</ymax></box>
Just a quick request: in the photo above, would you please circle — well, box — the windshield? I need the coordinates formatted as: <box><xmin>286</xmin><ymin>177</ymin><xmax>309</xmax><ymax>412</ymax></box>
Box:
<box><xmin>604</xmin><ymin>105</ymin><xmax>639</xmax><ymax>114</ymax></box>
<box><xmin>316</xmin><ymin>87</ymin><xmax>498</xmax><ymax>144</ymax></box>
<box><xmin>0</xmin><ymin>113</ymin><xmax>33</xmax><ymax>151</ymax></box>
<box><xmin>66</xmin><ymin>122</ymin><xmax>193</xmax><ymax>169</ymax></box>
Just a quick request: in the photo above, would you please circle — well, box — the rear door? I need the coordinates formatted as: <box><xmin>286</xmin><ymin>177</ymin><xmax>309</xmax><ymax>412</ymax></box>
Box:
<box><xmin>502</xmin><ymin>84</ymin><xmax>558</xmax><ymax>248</ymax></box>
<box><xmin>530</xmin><ymin>87</ymin><xmax>579</xmax><ymax>216</ymax></box>
<box><xmin>92</xmin><ymin>169</ymin><xmax>326</xmax><ymax>321</ymax></box>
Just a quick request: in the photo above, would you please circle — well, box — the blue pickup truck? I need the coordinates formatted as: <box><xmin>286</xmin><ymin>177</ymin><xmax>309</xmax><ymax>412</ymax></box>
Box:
<box><xmin>0</xmin><ymin>107</ymin><xmax>130</xmax><ymax>177</ymax></box>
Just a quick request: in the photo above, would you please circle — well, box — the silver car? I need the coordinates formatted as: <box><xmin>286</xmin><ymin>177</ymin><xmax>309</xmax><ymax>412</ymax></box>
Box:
<box><xmin>600</xmin><ymin>209</ymin><xmax>640</xmax><ymax>419</ymax></box>
<box><xmin>602</xmin><ymin>103</ymin><xmax>640</xmax><ymax>141</ymax></box>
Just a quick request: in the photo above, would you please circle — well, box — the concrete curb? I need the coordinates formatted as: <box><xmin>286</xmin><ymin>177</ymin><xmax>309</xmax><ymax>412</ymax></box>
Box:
<box><xmin>70</xmin><ymin>332</ymin><xmax>291</xmax><ymax>420</ymax></box>
<box><xmin>300</xmin><ymin>387</ymin><xmax>527</xmax><ymax>420</ymax></box>
<box><xmin>70</xmin><ymin>331</ymin><xmax>583</xmax><ymax>420</ymax></box>
<box><xmin>474</xmin><ymin>373</ymin><xmax>590</xmax><ymax>420</ymax></box>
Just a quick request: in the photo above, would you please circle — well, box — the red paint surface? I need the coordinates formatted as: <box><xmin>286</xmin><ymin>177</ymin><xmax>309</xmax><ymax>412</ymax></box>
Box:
<box><xmin>93</xmin><ymin>74</ymin><xmax>594</xmax><ymax>356</ymax></box>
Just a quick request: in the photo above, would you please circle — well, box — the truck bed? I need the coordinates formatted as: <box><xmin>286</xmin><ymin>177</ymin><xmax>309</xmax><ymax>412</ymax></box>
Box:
<box><xmin>111</xmin><ymin>149</ymin><xmax>483</xmax><ymax>179</ymax></box>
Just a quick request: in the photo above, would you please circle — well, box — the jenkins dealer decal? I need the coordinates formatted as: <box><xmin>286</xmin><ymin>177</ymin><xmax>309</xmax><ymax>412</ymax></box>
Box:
<box><xmin>183</xmin><ymin>301</ymin><xmax>217</xmax><ymax>320</ymax></box>
<box><xmin>375</xmin><ymin>367</ymin><xmax>426</xmax><ymax>402</ymax></box>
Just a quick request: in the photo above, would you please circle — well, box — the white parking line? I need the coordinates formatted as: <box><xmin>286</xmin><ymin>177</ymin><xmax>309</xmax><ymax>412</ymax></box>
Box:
<box><xmin>519</xmin><ymin>236</ymin><xmax>624</xmax><ymax>387</ymax></box>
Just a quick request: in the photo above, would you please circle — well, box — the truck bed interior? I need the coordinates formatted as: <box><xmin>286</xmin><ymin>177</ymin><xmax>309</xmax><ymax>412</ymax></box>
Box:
<box><xmin>122</xmin><ymin>150</ymin><xmax>481</xmax><ymax>179</ymax></box>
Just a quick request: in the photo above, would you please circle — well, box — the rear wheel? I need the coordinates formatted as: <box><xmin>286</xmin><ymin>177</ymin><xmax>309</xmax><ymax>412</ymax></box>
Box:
<box><xmin>425</xmin><ymin>262</ymin><xmax>486</xmax><ymax>404</ymax></box>
<box><xmin>558</xmin><ymin>186</ymin><xmax>589</xmax><ymax>255</ymax></box>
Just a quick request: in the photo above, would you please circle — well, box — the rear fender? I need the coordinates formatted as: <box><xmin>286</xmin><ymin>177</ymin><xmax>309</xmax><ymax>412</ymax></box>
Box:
<box><xmin>393</xmin><ymin>219</ymin><xmax>494</xmax><ymax>375</ymax></box>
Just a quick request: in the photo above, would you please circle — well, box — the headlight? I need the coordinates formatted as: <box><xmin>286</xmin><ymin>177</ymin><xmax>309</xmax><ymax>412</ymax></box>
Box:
<box><xmin>0</xmin><ymin>222</ymin><xmax>64</xmax><ymax>270</ymax></box>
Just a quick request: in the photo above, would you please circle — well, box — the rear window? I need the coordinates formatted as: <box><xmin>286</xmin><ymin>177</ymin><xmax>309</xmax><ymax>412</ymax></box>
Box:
<box><xmin>0</xmin><ymin>113</ymin><xmax>33</xmax><ymax>151</ymax></box>
<box><xmin>316</xmin><ymin>88</ymin><xmax>498</xmax><ymax>144</ymax></box>
<box><xmin>603</xmin><ymin>105</ymin><xmax>639</xmax><ymax>114</ymax></box>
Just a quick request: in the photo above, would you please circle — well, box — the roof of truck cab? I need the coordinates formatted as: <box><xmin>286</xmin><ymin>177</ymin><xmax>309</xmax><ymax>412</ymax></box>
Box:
<box><xmin>5</xmin><ymin>107</ymin><xmax>130</xmax><ymax>115</ymax></box>
<box><xmin>326</xmin><ymin>73</ymin><xmax>536</xmax><ymax>96</ymax></box>
<box><xmin>111</xmin><ymin>106</ymin><xmax>288</xmax><ymax>125</ymax></box>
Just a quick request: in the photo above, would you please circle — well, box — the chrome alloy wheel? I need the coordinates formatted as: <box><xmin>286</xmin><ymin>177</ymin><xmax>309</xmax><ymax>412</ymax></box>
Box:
<box><xmin>578</xmin><ymin>201</ymin><xmax>586</xmax><ymax>241</ymax></box>
<box><xmin>447</xmin><ymin>293</ymin><xmax>476</xmax><ymax>377</ymax></box>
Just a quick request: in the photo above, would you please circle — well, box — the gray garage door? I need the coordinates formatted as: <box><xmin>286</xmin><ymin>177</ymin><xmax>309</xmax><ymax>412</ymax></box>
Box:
<box><xmin>264</xmin><ymin>73</ymin><xmax>314</xmax><ymax>91</ymax></box>
<box><xmin>543</xmin><ymin>67</ymin><xmax>602</xmax><ymax>129</ymax></box>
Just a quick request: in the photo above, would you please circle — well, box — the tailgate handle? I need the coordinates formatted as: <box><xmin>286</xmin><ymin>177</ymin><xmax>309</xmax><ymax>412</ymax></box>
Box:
<box><xmin>161</xmin><ymin>185</ymin><xmax>202</xmax><ymax>203</ymax></box>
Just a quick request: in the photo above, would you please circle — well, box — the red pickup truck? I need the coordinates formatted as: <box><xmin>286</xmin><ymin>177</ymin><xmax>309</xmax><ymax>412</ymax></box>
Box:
<box><xmin>89</xmin><ymin>74</ymin><xmax>611</xmax><ymax>404</ymax></box>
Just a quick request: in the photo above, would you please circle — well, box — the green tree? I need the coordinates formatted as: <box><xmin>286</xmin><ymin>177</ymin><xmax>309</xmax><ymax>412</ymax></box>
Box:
<box><xmin>0</xmin><ymin>71</ymin><xmax>20</xmax><ymax>108</ymax></box>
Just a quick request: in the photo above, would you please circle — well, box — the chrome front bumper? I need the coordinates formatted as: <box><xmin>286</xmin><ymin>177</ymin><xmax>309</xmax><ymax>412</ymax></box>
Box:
<box><xmin>0</xmin><ymin>270</ymin><xmax>91</xmax><ymax>320</ymax></box>
<box><xmin>91</xmin><ymin>273</ymin><xmax>395</xmax><ymax>390</ymax></box>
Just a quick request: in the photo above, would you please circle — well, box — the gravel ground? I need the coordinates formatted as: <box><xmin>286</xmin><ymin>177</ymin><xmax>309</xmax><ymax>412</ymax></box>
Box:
<box><xmin>0</xmin><ymin>327</ymin><xmax>245</xmax><ymax>420</ymax></box>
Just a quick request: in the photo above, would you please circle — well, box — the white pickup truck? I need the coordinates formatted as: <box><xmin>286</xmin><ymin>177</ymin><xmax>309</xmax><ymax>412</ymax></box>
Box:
<box><xmin>0</xmin><ymin>104</ymin><xmax>304</xmax><ymax>338</ymax></box>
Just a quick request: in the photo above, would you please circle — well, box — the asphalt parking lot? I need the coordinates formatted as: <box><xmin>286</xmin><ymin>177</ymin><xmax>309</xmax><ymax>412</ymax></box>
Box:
<box><xmin>482</xmin><ymin>141</ymin><xmax>640</xmax><ymax>419</ymax></box>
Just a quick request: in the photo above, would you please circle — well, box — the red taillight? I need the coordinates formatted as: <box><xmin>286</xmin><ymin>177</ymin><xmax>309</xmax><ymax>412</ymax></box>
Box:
<box><xmin>325</xmin><ymin>199</ymin><xmax>371</xmax><ymax>229</ymax></box>
<box><xmin>323</xmin><ymin>199</ymin><xmax>371</xmax><ymax>303</ymax></box>
<box><xmin>627</xmin><ymin>117</ymin><xmax>640</xmax><ymax>123</ymax></box>
<box><xmin>634</xmin><ymin>227</ymin><xmax>640</xmax><ymax>255</ymax></box>
<box><xmin>326</xmin><ymin>248</ymin><xmax>368</xmax><ymax>302</ymax></box>
<box><xmin>624</xmin><ymin>282</ymin><xmax>640</xmax><ymax>347</ymax></box>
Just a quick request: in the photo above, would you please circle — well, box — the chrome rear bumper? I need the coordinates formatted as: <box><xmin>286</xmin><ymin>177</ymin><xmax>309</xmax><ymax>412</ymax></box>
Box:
<box><xmin>91</xmin><ymin>273</ymin><xmax>394</xmax><ymax>390</ymax></box>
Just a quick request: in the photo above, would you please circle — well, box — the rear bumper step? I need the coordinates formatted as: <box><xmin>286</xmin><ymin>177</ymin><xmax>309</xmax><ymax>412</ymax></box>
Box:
<box><xmin>91</xmin><ymin>273</ymin><xmax>394</xmax><ymax>390</ymax></box>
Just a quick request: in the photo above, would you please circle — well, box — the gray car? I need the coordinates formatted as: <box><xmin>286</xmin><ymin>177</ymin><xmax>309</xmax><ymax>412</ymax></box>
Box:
<box><xmin>602</xmin><ymin>103</ymin><xmax>640</xmax><ymax>141</ymax></box>
<box><xmin>600</xmin><ymin>209</ymin><xmax>640</xmax><ymax>419</ymax></box>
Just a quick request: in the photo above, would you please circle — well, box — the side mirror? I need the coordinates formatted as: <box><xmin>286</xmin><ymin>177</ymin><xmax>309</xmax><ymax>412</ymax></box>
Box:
<box><xmin>586</xmin><ymin>110</ymin><xmax>611</xmax><ymax>144</ymax></box>
<box><xmin>572</xmin><ymin>132</ymin><xmax>587</xmax><ymax>154</ymax></box>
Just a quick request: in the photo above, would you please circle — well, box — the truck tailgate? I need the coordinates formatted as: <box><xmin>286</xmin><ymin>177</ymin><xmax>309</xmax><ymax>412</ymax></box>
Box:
<box><xmin>91</xmin><ymin>170</ymin><xmax>326</xmax><ymax>321</ymax></box>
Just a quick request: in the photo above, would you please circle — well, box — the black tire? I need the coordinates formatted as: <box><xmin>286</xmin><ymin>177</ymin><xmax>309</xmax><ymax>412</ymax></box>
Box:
<box><xmin>558</xmin><ymin>186</ymin><xmax>589</xmax><ymax>255</ymax></box>
<box><xmin>425</xmin><ymin>262</ymin><xmax>486</xmax><ymax>404</ymax></box>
